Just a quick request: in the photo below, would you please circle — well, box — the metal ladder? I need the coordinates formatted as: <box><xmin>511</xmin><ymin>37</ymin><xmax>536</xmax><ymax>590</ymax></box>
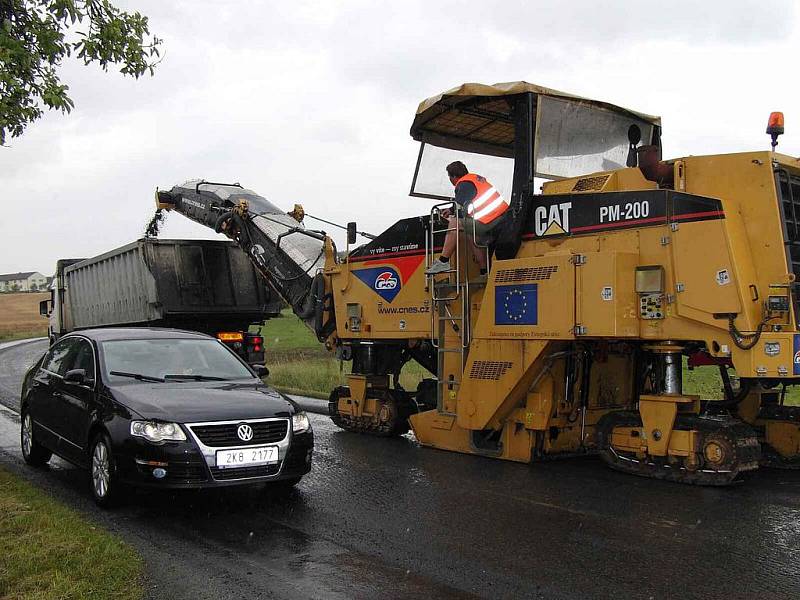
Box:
<box><xmin>426</xmin><ymin>202</ymin><xmax>488</xmax><ymax>415</ymax></box>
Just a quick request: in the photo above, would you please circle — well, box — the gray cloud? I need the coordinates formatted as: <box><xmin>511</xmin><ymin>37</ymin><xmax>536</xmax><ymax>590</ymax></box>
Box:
<box><xmin>1</xmin><ymin>0</ymin><xmax>798</xmax><ymax>275</ymax></box>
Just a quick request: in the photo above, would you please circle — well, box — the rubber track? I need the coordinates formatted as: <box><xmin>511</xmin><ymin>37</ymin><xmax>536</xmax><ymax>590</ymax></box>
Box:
<box><xmin>328</xmin><ymin>387</ymin><xmax>411</xmax><ymax>437</ymax></box>
<box><xmin>597</xmin><ymin>411</ymin><xmax>760</xmax><ymax>486</ymax></box>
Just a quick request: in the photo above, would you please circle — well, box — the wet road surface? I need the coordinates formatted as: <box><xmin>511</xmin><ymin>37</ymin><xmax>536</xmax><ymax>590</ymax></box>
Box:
<box><xmin>1</xmin><ymin>340</ymin><xmax>800</xmax><ymax>599</ymax></box>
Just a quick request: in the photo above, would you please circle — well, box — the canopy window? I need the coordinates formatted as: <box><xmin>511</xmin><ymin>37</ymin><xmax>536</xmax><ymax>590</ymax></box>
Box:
<box><xmin>409</xmin><ymin>82</ymin><xmax>661</xmax><ymax>190</ymax></box>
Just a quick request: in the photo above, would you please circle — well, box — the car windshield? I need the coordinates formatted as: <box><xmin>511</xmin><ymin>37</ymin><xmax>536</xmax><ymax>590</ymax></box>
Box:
<box><xmin>101</xmin><ymin>338</ymin><xmax>254</xmax><ymax>383</ymax></box>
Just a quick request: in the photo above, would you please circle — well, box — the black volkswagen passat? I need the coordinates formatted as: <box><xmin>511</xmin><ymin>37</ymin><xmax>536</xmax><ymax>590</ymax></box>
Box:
<box><xmin>20</xmin><ymin>328</ymin><xmax>313</xmax><ymax>507</ymax></box>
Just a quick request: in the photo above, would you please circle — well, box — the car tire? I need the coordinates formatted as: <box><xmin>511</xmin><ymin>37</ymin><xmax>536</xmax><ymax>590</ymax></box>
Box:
<box><xmin>90</xmin><ymin>434</ymin><xmax>122</xmax><ymax>508</ymax></box>
<box><xmin>20</xmin><ymin>411</ymin><xmax>52</xmax><ymax>467</ymax></box>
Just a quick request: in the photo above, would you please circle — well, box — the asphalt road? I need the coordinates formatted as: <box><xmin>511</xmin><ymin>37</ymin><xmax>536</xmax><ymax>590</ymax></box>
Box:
<box><xmin>1</xmin><ymin>340</ymin><xmax>800</xmax><ymax>599</ymax></box>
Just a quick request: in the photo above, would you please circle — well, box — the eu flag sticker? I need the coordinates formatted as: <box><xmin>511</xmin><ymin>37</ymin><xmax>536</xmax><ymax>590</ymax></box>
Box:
<box><xmin>495</xmin><ymin>284</ymin><xmax>538</xmax><ymax>325</ymax></box>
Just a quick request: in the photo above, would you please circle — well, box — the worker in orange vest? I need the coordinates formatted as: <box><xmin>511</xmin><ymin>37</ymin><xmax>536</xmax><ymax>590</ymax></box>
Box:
<box><xmin>425</xmin><ymin>161</ymin><xmax>510</xmax><ymax>275</ymax></box>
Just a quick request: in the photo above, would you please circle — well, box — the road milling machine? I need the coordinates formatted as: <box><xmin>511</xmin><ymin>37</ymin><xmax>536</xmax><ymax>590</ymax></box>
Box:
<box><xmin>156</xmin><ymin>82</ymin><xmax>800</xmax><ymax>485</ymax></box>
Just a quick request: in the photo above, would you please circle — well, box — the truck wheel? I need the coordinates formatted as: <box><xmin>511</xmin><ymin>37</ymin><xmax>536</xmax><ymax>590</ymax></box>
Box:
<box><xmin>21</xmin><ymin>411</ymin><xmax>52</xmax><ymax>467</ymax></box>
<box><xmin>90</xmin><ymin>434</ymin><xmax>122</xmax><ymax>508</ymax></box>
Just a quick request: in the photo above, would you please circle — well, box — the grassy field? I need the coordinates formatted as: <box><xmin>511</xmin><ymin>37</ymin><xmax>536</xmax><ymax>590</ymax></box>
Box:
<box><xmin>685</xmin><ymin>362</ymin><xmax>800</xmax><ymax>405</ymax></box>
<box><xmin>258</xmin><ymin>310</ymin><xmax>800</xmax><ymax>404</ymax></box>
<box><xmin>255</xmin><ymin>311</ymin><xmax>428</xmax><ymax>397</ymax></box>
<box><xmin>0</xmin><ymin>466</ymin><xmax>142</xmax><ymax>600</ymax></box>
<box><xmin>255</xmin><ymin>311</ymin><xmax>320</xmax><ymax>350</ymax></box>
<box><xmin>0</xmin><ymin>292</ymin><xmax>48</xmax><ymax>341</ymax></box>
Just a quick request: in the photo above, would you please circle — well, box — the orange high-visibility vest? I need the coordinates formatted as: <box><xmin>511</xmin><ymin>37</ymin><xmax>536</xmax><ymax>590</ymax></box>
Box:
<box><xmin>457</xmin><ymin>174</ymin><xmax>510</xmax><ymax>225</ymax></box>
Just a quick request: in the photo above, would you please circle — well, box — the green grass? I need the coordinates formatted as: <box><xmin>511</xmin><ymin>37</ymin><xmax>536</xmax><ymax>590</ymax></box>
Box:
<box><xmin>684</xmin><ymin>363</ymin><xmax>733</xmax><ymax>399</ymax></box>
<box><xmin>684</xmin><ymin>360</ymin><xmax>800</xmax><ymax>405</ymax></box>
<box><xmin>254</xmin><ymin>310</ymin><xmax>320</xmax><ymax>352</ymax></box>
<box><xmin>268</xmin><ymin>358</ymin><xmax>346</xmax><ymax>396</ymax></box>
<box><xmin>0</xmin><ymin>329</ymin><xmax>47</xmax><ymax>343</ymax></box>
<box><xmin>257</xmin><ymin>310</ymin><xmax>431</xmax><ymax>396</ymax></box>
<box><xmin>0</xmin><ymin>466</ymin><xmax>143</xmax><ymax>600</ymax></box>
<box><xmin>267</xmin><ymin>356</ymin><xmax>429</xmax><ymax>397</ymax></box>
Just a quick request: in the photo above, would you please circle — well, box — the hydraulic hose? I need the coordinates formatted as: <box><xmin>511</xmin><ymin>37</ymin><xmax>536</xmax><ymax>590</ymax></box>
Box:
<box><xmin>214</xmin><ymin>211</ymin><xmax>234</xmax><ymax>233</ymax></box>
<box><xmin>715</xmin><ymin>365</ymin><xmax>753</xmax><ymax>408</ymax></box>
<box><xmin>727</xmin><ymin>314</ymin><xmax>772</xmax><ymax>350</ymax></box>
<box><xmin>297</xmin><ymin>272</ymin><xmax>325</xmax><ymax>320</ymax></box>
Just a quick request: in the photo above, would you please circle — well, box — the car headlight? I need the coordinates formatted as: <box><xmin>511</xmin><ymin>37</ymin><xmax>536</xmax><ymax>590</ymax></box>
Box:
<box><xmin>130</xmin><ymin>421</ymin><xmax>187</xmax><ymax>443</ymax></box>
<box><xmin>292</xmin><ymin>412</ymin><xmax>310</xmax><ymax>433</ymax></box>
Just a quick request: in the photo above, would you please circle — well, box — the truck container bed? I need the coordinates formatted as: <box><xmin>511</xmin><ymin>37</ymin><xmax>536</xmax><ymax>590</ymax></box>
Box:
<box><xmin>61</xmin><ymin>238</ymin><xmax>277</xmax><ymax>334</ymax></box>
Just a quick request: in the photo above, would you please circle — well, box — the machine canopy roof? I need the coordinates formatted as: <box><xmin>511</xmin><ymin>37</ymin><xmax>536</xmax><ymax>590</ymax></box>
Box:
<box><xmin>410</xmin><ymin>81</ymin><xmax>661</xmax><ymax>159</ymax></box>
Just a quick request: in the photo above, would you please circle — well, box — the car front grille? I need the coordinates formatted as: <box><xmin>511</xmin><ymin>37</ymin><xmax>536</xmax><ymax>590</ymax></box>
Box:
<box><xmin>190</xmin><ymin>420</ymin><xmax>289</xmax><ymax>447</ymax></box>
<box><xmin>210</xmin><ymin>463</ymin><xmax>281</xmax><ymax>480</ymax></box>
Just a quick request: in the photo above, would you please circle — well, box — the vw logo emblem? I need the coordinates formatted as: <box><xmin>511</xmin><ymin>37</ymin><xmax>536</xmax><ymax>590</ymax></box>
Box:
<box><xmin>237</xmin><ymin>423</ymin><xmax>253</xmax><ymax>442</ymax></box>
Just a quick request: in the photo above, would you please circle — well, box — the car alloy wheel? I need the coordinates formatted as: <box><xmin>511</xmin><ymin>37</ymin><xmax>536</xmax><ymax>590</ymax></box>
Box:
<box><xmin>21</xmin><ymin>414</ymin><xmax>32</xmax><ymax>457</ymax></box>
<box><xmin>90</xmin><ymin>435</ymin><xmax>120</xmax><ymax>507</ymax></box>
<box><xmin>92</xmin><ymin>441</ymin><xmax>111</xmax><ymax>498</ymax></box>
<box><xmin>20</xmin><ymin>412</ymin><xmax>51</xmax><ymax>466</ymax></box>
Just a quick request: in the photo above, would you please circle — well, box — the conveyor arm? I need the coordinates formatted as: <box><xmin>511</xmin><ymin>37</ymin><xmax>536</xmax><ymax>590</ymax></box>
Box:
<box><xmin>156</xmin><ymin>180</ymin><xmax>335</xmax><ymax>340</ymax></box>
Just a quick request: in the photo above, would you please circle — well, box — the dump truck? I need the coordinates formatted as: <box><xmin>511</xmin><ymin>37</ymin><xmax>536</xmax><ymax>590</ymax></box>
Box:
<box><xmin>41</xmin><ymin>238</ymin><xmax>281</xmax><ymax>364</ymax></box>
<box><xmin>155</xmin><ymin>82</ymin><xmax>800</xmax><ymax>485</ymax></box>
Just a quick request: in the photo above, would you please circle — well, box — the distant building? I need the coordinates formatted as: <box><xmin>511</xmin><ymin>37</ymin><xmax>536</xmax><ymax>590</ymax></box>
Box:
<box><xmin>0</xmin><ymin>271</ymin><xmax>48</xmax><ymax>292</ymax></box>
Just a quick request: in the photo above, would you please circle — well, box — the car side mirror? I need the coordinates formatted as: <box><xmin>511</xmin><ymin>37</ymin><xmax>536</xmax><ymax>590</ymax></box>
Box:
<box><xmin>347</xmin><ymin>222</ymin><xmax>357</xmax><ymax>245</ymax></box>
<box><xmin>253</xmin><ymin>364</ymin><xmax>269</xmax><ymax>378</ymax></box>
<box><xmin>63</xmin><ymin>368</ymin><xmax>87</xmax><ymax>385</ymax></box>
<box><xmin>39</xmin><ymin>299</ymin><xmax>50</xmax><ymax>316</ymax></box>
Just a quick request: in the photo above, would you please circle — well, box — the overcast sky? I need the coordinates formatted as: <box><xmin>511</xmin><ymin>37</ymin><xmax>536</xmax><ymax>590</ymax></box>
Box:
<box><xmin>2</xmin><ymin>0</ymin><xmax>799</xmax><ymax>275</ymax></box>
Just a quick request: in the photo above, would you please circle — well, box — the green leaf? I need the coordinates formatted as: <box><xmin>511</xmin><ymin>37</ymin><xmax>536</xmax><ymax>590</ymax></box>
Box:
<box><xmin>0</xmin><ymin>0</ymin><xmax>163</xmax><ymax>144</ymax></box>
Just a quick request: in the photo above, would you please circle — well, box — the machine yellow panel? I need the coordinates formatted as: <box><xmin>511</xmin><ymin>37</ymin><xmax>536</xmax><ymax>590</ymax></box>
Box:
<box><xmin>730</xmin><ymin>332</ymin><xmax>797</xmax><ymax>379</ymax></box>
<box><xmin>680</xmin><ymin>152</ymin><xmax>787</xmax><ymax>293</ymax></box>
<box><xmin>670</xmin><ymin>217</ymin><xmax>741</xmax><ymax>324</ymax></box>
<box><xmin>332</xmin><ymin>253</ymin><xmax>432</xmax><ymax>337</ymax></box>
<box><xmin>473</xmin><ymin>254</ymin><xmax>576</xmax><ymax>340</ymax></box>
<box><xmin>456</xmin><ymin>339</ymin><xmax>550</xmax><ymax>431</ymax></box>
<box><xmin>575</xmin><ymin>252</ymin><xmax>638</xmax><ymax>337</ymax></box>
<box><xmin>541</xmin><ymin>167</ymin><xmax>656</xmax><ymax>195</ymax></box>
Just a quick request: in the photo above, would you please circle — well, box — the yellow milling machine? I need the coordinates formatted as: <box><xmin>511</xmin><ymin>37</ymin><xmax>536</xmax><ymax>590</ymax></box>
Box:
<box><xmin>157</xmin><ymin>82</ymin><xmax>800</xmax><ymax>485</ymax></box>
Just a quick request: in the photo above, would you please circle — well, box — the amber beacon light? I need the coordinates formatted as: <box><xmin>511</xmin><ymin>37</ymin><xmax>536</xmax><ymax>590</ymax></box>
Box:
<box><xmin>767</xmin><ymin>111</ymin><xmax>784</xmax><ymax>149</ymax></box>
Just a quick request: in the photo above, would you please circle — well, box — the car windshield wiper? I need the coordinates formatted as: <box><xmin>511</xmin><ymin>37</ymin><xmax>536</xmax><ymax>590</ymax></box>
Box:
<box><xmin>162</xmin><ymin>374</ymin><xmax>229</xmax><ymax>381</ymax></box>
<box><xmin>109</xmin><ymin>371</ymin><xmax>165</xmax><ymax>383</ymax></box>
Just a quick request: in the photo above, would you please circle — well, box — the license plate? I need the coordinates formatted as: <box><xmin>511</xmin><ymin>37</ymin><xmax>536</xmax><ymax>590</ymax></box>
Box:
<box><xmin>216</xmin><ymin>446</ymin><xmax>277</xmax><ymax>469</ymax></box>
